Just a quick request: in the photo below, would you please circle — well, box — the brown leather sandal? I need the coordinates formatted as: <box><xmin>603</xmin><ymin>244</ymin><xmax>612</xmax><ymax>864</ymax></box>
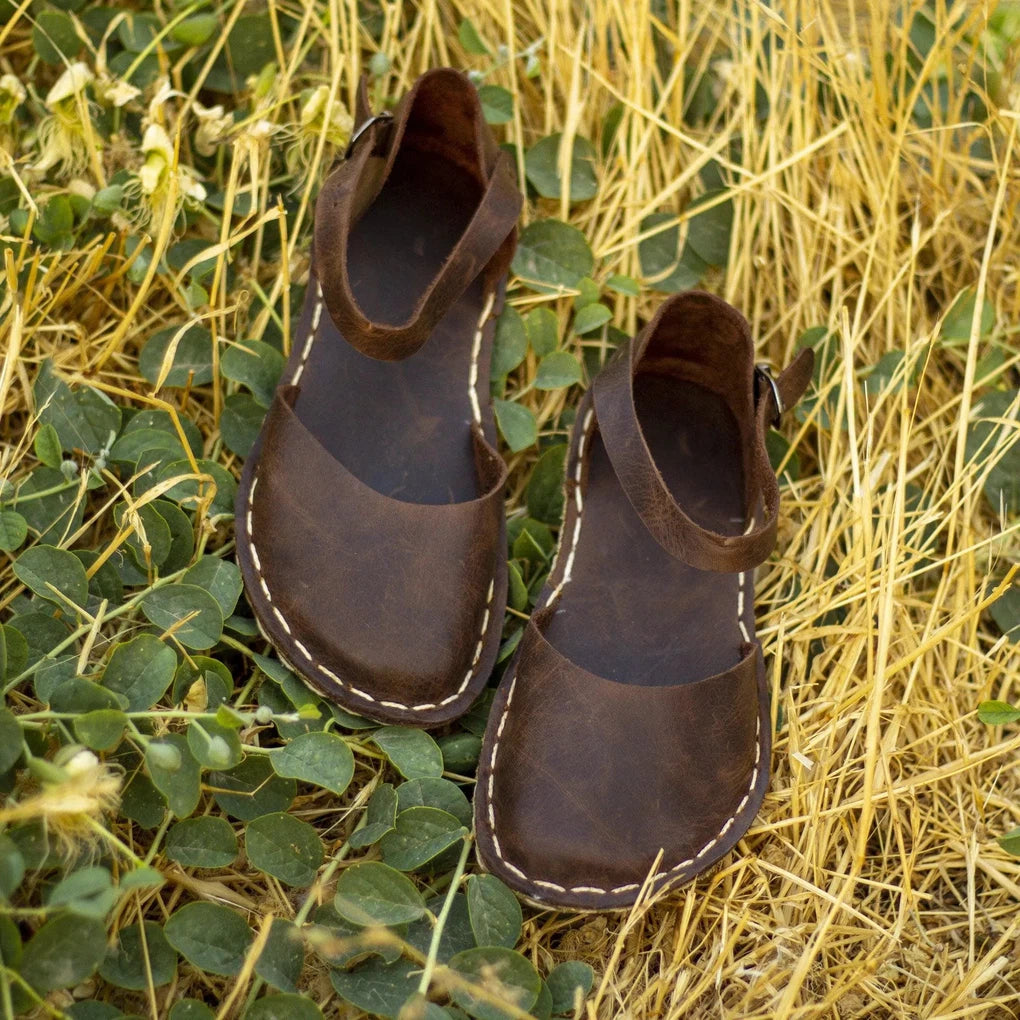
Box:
<box><xmin>236</xmin><ymin>69</ymin><xmax>521</xmax><ymax>726</ymax></box>
<box><xmin>475</xmin><ymin>291</ymin><xmax>813</xmax><ymax>910</ymax></box>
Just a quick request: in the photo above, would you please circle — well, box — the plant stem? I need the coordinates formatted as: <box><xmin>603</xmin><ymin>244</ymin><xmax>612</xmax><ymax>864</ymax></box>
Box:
<box><xmin>417</xmin><ymin>834</ymin><xmax>473</xmax><ymax>995</ymax></box>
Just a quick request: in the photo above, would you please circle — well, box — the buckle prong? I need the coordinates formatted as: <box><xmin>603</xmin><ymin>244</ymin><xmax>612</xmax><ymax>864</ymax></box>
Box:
<box><xmin>344</xmin><ymin>112</ymin><xmax>393</xmax><ymax>159</ymax></box>
<box><xmin>755</xmin><ymin>364</ymin><xmax>784</xmax><ymax>428</ymax></box>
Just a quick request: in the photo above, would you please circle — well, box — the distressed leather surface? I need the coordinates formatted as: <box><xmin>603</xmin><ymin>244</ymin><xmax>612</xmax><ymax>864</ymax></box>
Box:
<box><xmin>476</xmin><ymin>291</ymin><xmax>813</xmax><ymax>910</ymax></box>
<box><xmin>235</xmin><ymin>68</ymin><xmax>519</xmax><ymax>725</ymax></box>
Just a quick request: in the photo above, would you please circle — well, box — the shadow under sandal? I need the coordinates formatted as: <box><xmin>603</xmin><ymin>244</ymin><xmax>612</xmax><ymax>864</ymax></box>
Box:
<box><xmin>475</xmin><ymin>291</ymin><xmax>814</xmax><ymax>910</ymax></box>
<box><xmin>236</xmin><ymin>69</ymin><xmax>522</xmax><ymax>726</ymax></box>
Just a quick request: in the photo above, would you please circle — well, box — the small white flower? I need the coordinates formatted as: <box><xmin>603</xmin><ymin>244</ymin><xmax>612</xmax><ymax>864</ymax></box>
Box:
<box><xmin>45</xmin><ymin>63</ymin><xmax>94</xmax><ymax>107</ymax></box>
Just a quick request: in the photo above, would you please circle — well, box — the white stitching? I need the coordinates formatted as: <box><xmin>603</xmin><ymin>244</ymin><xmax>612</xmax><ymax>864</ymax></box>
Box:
<box><xmin>244</xmin><ymin>285</ymin><xmax>499</xmax><ymax>714</ymax></box>
<box><xmin>484</xmin><ymin>409</ymin><xmax>765</xmax><ymax>900</ymax></box>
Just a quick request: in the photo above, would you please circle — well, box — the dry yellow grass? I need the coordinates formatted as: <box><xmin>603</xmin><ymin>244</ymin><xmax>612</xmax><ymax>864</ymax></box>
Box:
<box><xmin>2</xmin><ymin>0</ymin><xmax>1020</xmax><ymax>1017</ymax></box>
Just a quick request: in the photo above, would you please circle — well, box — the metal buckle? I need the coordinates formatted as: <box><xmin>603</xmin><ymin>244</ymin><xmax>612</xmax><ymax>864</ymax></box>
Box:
<box><xmin>344</xmin><ymin>112</ymin><xmax>393</xmax><ymax>159</ymax></box>
<box><xmin>754</xmin><ymin>364</ymin><xmax>784</xmax><ymax>428</ymax></box>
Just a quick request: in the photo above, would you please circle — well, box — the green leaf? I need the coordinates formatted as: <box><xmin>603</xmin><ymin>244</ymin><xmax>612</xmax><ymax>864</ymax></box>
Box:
<box><xmin>687</xmin><ymin>190</ymin><xmax>734</xmax><ymax>266</ymax></box>
<box><xmin>478</xmin><ymin>84</ymin><xmax>513</xmax><ymax>125</ymax></box>
<box><xmin>0</xmin><ymin>510</ymin><xmax>27</xmax><ymax>552</ymax></box>
<box><xmin>245</xmin><ymin>995</ymin><xmax>322</xmax><ymax>1020</ymax></box>
<box><xmin>170</xmin><ymin>1000</ymin><xmax>217</xmax><ymax>1020</ymax></box>
<box><xmin>573</xmin><ymin>303</ymin><xmax>611</xmax><ymax>335</ymax></box>
<box><xmin>493</xmin><ymin>400</ymin><xmax>537</xmax><ymax>453</ymax></box>
<box><xmin>34</xmin><ymin>423</ymin><xmax>62</xmax><ymax>469</ymax></box>
<box><xmin>449</xmin><ymin>947</ymin><xmax>542</xmax><ymax>1020</ymax></box>
<box><xmin>44</xmin><ymin>866</ymin><xmax>115</xmax><ymax>919</ymax></box>
<box><xmin>406</xmin><ymin>893</ymin><xmax>477</xmax><ymax>964</ymax></box>
<box><xmin>965</xmin><ymin>390</ymin><xmax>1020</xmax><ymax>517</ymax></box>
<box><xmin>511</xmin><ymin>518</ymin><xmax>554</xmax><ymax>564</ymax></box>
<box><xmin>156</xmin><ymin>457</ymin><xmax>237</xmax><ymax>517</ymax></box>
<box><xmin>333</xmin><ymin>860</ymin><xmax>426</xmax><ymax>926</ymax></box>
<box><xmin>32</xmin><ymin>9</ymin><xmax>80</xmax><ymax>64</ymax></box>
<box><xmin>171</xmin><ymin>12</ymin><xmax>219</xmax><ymax>47</ymax></box>
<box><xmin>146</xmin><ymin>733</ymin><xmax>202</xmax><ymax>818</ymax></box>
<box><xmin>638</xmin><ymin>213</ymin><xmax>707</xmax><ymax>292</ymax></box>
<box><xmin>13</xmin><ymin>545</ymin><xmax>88</xmax><ymax>609</ymax></box>
<box><xmin>535</xmin><ymin>351</ymin><xmax>583</xmax><ymax>390</ymax></box>
<box><xmin>466</xmin><ymin>875</ymin><xmax>523</xmax><ymax>950</ymax></box>
<box><xmin>348</xmin><ymin>782</ymin><xmax>399</xmax><ymax>849</ymax></box>
<box><xmin>372</xmin><ymin>726</ymin><xmax>444</xmax><ymax>780</ymax></box>
<box><xmin>507</xmin><ymin>561</ymin><xmax>528</xmax><ymax>611</ymax></box>
<box><xmin>0</xmin><ymin>833</ymin><xmax>25</xmax><ymax>898</ymax></box>
<box><xmin>164</xmin><ymin>902</ymin><xmax>253</xmax><ymax>977</ymax></box>
<box><xmin>990</xmin><ymin>584</ymin><xmax>1020</xmax><ymax>643</ymax></box>
<box><xmin>379</xmin><ymin>806</ymin><xmax>467</xmax><ymax>871</ymax></box>
<box><xmin>0</xmin><ymin>708</ymin><xmax>23</xmax><ymax>774</ymax></box>
<box><xmin>458</xmin><ymin>17</ymin><xmax>490</xmax><ymax>54</ymax></box>
<box><xmin>183</xmin><ymin>556</ymin><xmax>243</xmax><ymax>619</ymax></box>
<box><xmin>102</xmin><ymin>633</ymin><xmax>177</xmax><ymax>711</ymax></box>
<box><xmin>573</xmin><ymin>277</ymin><xmax>600</xmax><ymax>309</ymax></box>
<box><xmin>153</xmin><ymin>498</ymin><xmax>196</xmax><ymax>572</ymax></box>
<box><xmin>606</xmin><ymin>273</ymin><xmax>640</xmax><ymax>296</ymax></box>
<box><xmin>20</xmin><ymin>915</ymin><xmax>107</xmax><ymax>994</ymax></box>
<box><xmin>396</xmin><ymin>777</ymin><xmax>472</xmax><ymax>826</ymax></box>
<box><xmin>245</xmin><ymin>812</ymin><xmax>323</xmax><ymax>887</ymax></box>
<box><xmin>15</xmin><ymin>466</ymin><xmax>83</xmax><ymax>543</ymax></box>
<box><xmin>34</xmin><ymin>360</ymin><xmax>122</xmax><ymax>457</ymax></box>
<box><xmin>330</xmin><ymin>957</ymin><xmax>419</xmax><ymax>1019</ymax></box>
<box><xmin>221</xmin><ymin>393</ymin><xmax>266</xmax><ymax>457</ymax></box>
<box><xmin>139</xmin><ymin>325</ymin><xmax>215</xmax><ymax>388</ymax></box>
<box><xmin>140</xmin><ymin>583</ymin><xmax>224</xmax><ymax>650</ymax></box>
<box><xmin>977</xmin><ymin>700</ymin><xmax>1020</xmax><ymax>725</ymax></box>
<box><xmin>271</xmin><ymin>730</ymin><xmax>355</xmax><ymax>795</ymax></box>
<box><xmin>526</xmin><ymin>445</ymin><xmax>568</xmax><ymax>525</ymax></box>
<box><xmin>211</xmin><ymin>755</ymin><xmax>296</xmax><ymax>820</ymax></box>
<box><xmin>942</xmin><ymin>287</ymin><xmax>996</xmax><ymax>344</ymax></box>
<box><xmin>100</xmin><ymin>921</ymin><xmax>177</xmax><ymax>990</ymax></box>
<box><xmin>546</xmin><ymin>960</ymin><xmax>595</xmax><ymax>1012</ymax></box>
<box><xmin>997</xmin><ymin>826</ymin><xmax>1020</xmax><ymax>857</ymax></box>
<box><xmin>114</xmin><ymin>500</ymin><xmax>173</xmax><ymax>572</ymax></box>
<box><xmin>525</xmin><ymin>134</ymin><xmax>598</xmax><ymax>203</ymax></box>
<box><xmin>254</xmin><ymin>918</ymin><xmax>305</xmax><ymax>994</ymax></box>
<box><xmin>74</xmin><ymin>709</ymin><xmax>127</xmax><ymax>751</ymax></box>
<box><xmin>438</xmin><ymin>733</ymin><xmax>482</xmax><ymax>773</ymax></box>
<box><xmin>221</xmin><ymin>339</ymin><xmax>285</xmax><ymax>407</ymax></box>
<box><xmin>491</xmin><ymin>306</ymin><xmax>528</xmax><ymax>379</ymax></box>
<box><xmin>512</xmin><ymin>220</ymin><xmax>594</xmax><ymax>291</ymax></box>
<box><xmin>525</xmin><ymin>308</ymin><xmax>559</xmax><ymax>356</ymax></box>
<box><xmin>187</xmin><ymin>717</ymin><xmax>243</xmax><ymax>769</ymax></box>
<box><xmin>165</xmin><ymin>816</ymin><xmax>238</xmax><ymax>868</ymax></box>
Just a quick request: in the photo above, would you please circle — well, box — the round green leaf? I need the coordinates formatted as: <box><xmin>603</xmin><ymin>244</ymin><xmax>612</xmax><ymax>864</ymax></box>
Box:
<box><xmin>989</xmin><ymin>582</ymin><xmax>1020</xmax><ymax>643</ymax></box>
<box><xmin>349</xmin><ymin>782</ymin><xmax>398</xmax><ymax>848</ymax></box>
<box><xmin>271</xmin><ymin>730</ymin><xmax>355</xmax><ymax>795</ymax></box>
<box><xmin>156</xmin><ymin>457</ymin><xmax>237</xmax><ymax>517</ymax></box>
<box><xmin>254</xmin><ymin>918</ymin><xmax>305</xmax><ymax>993</ymax></box>
<box><xmin>372</xmin><ymin>726</ymin><xmax>444</xmax><ymax>780</ymax></box>
<box><xmin>546</xmin><ymin>960</ymin><xmax>595</xmax><ymax>1013</ymax></box>
<box><xmin>34</xmin><ymin>360</ymin><xmax>121</xmax><ymax>457</ymax></box>
<box><xmin>114</xmin><ymin>501</ymin><xmax>173</xmax><ymax>571</ymax></box>
<box><xmin>459</xmin><ymin>17</ymin><xmax>490</xmax><ymax>54</ymax></box>
<box><xmin>406</xmin><ymin>892</ymin><xmax>477</xmax><ymax>964</ymax></box>
<box><xmin>638</xmin><ymin>212</ymin><xmax>707</xmax><ymax>292</ymax></box>
<box><xmin>153</xmin><ymin>498</ymin><xmax>197</xmax><ymax>573</ymax></box>
<box><xmin>511</xmin><ymin>220</ymin><xmax>594</xmax><ymax>291</ymax></box>
<box><xmin>330</xmin><ymin>957</ymin><xmax>418</xmax><ymax>1019</ymax></box>
<box><xmin>146</xmin><ymin>733</ymin><xmax>202</xmax><ymax>819</ymax></box>
<box><xmin>525</xmin><ymin>134</ymin><xmax>598</xmax><ymax>203</ymax></box>
<box><xmin>942</xmin><ymin>287</ymin><xmax>996</xmax><ymax>343</ymax></box>
<box><xmin>210</xmin><ymin>755</ymin><xmax>295</xmax><ymax>820</ymax></box>
<box><xmin>164</xmin><ymin>902</ymin><xmax>252</xmax><ymax>977</ymax></box>
<box><xmin>140</xmin><ymin>583</ymin><xmax>224</xmax><ymax>649</ymax></box>
<box><xmin>478</xmin><ymin>84</ymin><xmax>513</xmax><ymax>125</ymax></box>
<box><xmin>13</xmin><ymin>545</ymin><xmax>88</xmax><ymax>609</ymax></box>
<box><xmin>245</xmin><ymin>812</ymin><xmax>323</xmax><ymax>887</ymax></box>
<box><xmin>0</xmin><ymin>708</ymin><xmax>23</xmax><ymax>774</ymax></box>
<box><xmin>0</xmin><ymin>833</ymin><xmax>25</xmax><ymax>898</ymax></box>
<box><xmin>187</xmin><ymin>717</ymin><xmax>242</xmax><ymax>770</ymax></box>
<box><xmin>102</xmin><ymin>633</ymin><xmax>177</xmax><ymax>711</ymax></box>
<box><xmin>100</xmin><ymin>921</ymin><xmax>177</xmax><ymax>990</ymax></box>
<box><xmin>165</xmin><ymin>816</ymin><xmax>238</xmax><ymax>868</ymax></box>
<box><xmin>32</xmin><ymin>9</ymin><xmax>80</xmax><ymax>64</ymax></box>
<box><xmin>15</xmin><ymin>466</ymin><xmax>84</xmax><ymax>543</ymax></box>
<box><xmin>20</xmin><ymin>915</ymin><xmax>107</xmax><ymax>994</ymax></box>
<box><xmin>493</xmin><ymin>399</ymin><xmax>537</xmax><ymax>453</ymax></box>
<box><xmin>0</xmin><ymin>510</ymin><xmax>27</xmax><ymax>552</ymax></box>
<box><xmin>573</xmin><ymin>303</ymin><xmax>612</xmax><ymax>335</ymax></box>
<box><xmin>535</xmin><ymin>351</ymin><xmax>583</xmax><ymax>390</ymax></box>
<box><xmin>139</xmin><ymin>325</ymin><xmax>215</xmax><ymax>388</ymax></box>
<box><xmin>437</xmin><ymin>732</ymin><xmax>482</xmax><ymax>772</ymax></box>
<box><xmin>997</xmin><ymin>826</ymin><xmax>1020</xmax><ymax>857</ymax></box>
<box><xmin>524</xmin><ymin>307</ymin><xmax>559</xmax><ymax>356</ymax></box>
<box><xmin>221</xmin><ymin>339</ymin><xmax>285</xmax><ymax>407</ymax></box>
<box><xmin>449</xmin><ymin>947</ymin><xmax>541</xmax><ymax>1020</ymax></box>
<box><xmin>182</xmin><ymin>557</ymin><xmax>243</xmax><ymax>619</ymax></box>
<box><xmin>490</xmin><ymin>306</ymin><xmax>528</xmax><ymax>379</ymax></box>
<box><xmin>466</xmin><ymin>874</ymin><xmax>523</xmax><ymax>949</ymax></box>
<box><xmin>220</xmin><ymin>392</ymin><xmax>266</xmax><ymax>457</ymax></box>
<box><xmin>333</xmin><ymin>860</ymin><xmax>426</xmax><ymax>927</ymax></box>
<box><xmin>170</xmin><ymin>1001</ymin><xmax>216</xmax><ymax>1020</ymax></box>
<box><xmin>171</xmin><ymin>12</ymin><xmax>219</xmax><ymax>47</ymax></box>
<box><xmin>244</xmin><ymin>995</ymin><xmax>322</xmax><ymax>1020</ymax></box>
<box><xmin>396</xmin><ymin>777</ymin><xmax>472</xmax><ymax>826</ymax></box>
<box><xmin>379</xmin><ymin>807</ymin><xmax>466</xmax><ymax>871</ymax></box>
<box><xmin>686</xmin><ymin>189</ymin><xmax>734</xmax><ymax>266</ymax></box>
<box><xmin>74</xmin><ymin>709</ymin><xmax>127</xmax><ymax>751</ymax></box>
<box><xmin>44</xmin><ymin>865</ymin><xmax>115</xmax><ymax>919</ymax></box>
<box><xmin>526</xmin><ymin>444</ymin><xmax>568</xmax><ymax>525</ymax></box>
